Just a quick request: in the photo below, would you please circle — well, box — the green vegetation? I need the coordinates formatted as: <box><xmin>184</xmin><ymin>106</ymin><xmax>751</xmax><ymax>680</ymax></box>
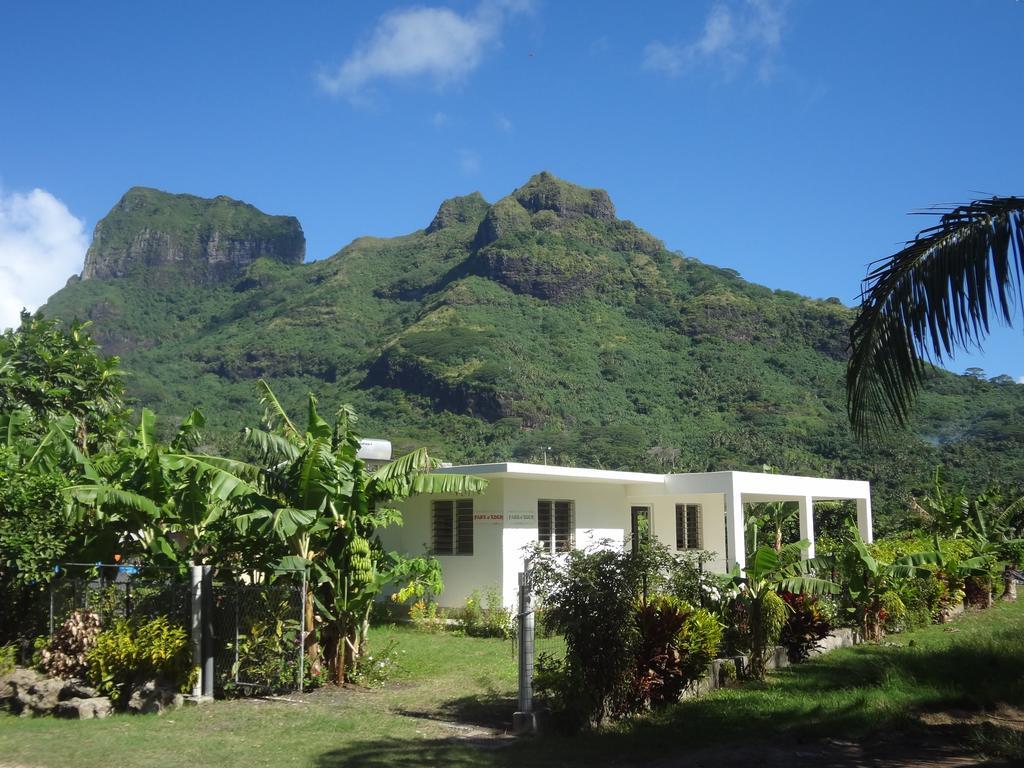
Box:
<box><xmin>41</xmin><ymin>174</ymin><xmax>1024</xmax><ymax>531</ymax></box>
<box><xmin>3</xmin><ymin>606</ymin><xmax>1024</xmax><ymax>767</ymax></box>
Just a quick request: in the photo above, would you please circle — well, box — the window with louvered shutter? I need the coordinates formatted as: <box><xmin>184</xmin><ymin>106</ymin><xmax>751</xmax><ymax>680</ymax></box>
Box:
<box><xmin>538</xmin><ymin>500</ymin><xmax>574</xmax><ymax>554</ymax></box>
<box><xmin>455</xmin><ymin>499</ymin><xmax>474</xmax><ymax>555</ymax></box>
<box><xmin>432</xmin><ymin>499</ymin><xmax>473</xmax><ymax>555</ymax></box>
<box><xmin>675</xmin><ymin>503</ymin><xmax>702</xmax><ymax>550</ymax></box>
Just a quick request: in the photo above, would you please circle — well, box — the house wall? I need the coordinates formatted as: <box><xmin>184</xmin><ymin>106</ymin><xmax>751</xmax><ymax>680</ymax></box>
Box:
<box><xmin>383</xmin><ymin>476</ymin><xmax>734</xmax><ymax>609</ymax></box>
<box><xmin>625</xmin><ymin>491</ymin><xmax>729</xmax><ymax>573</ymax></box>
<box><xmin>378</xmin><ymin>480</ymin><xmax>505</xmax><ymax>609</ymax></box>
<box><xmin>499</xmin><ymin>477</ymin><xmax>633</xmax><ymax>607</ymax></box>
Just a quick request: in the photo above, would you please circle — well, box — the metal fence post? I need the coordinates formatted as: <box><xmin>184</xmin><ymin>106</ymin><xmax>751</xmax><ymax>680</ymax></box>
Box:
<box><xmin>48</xmin><ymin>582</ymin><xmax>54</xmax><ymax>637</ymax></box>
<box><xmin>513</xmin><ymin>564</ymin><xmax>537</xmax><ymax>734</ymax></box>
<box><xmin>298</xmin><ymin>568</ymin><xmax>306</xmax><ymax>693</ymax></box>
<box><xmin>190</xmin><ymin>565</ymin><xmax>203</xmax><ymax>697</ymax></box>
<box><xmin>234</xmin><ymin>582</ymin><xmax>240</xmax><ymax>688</ymax></box>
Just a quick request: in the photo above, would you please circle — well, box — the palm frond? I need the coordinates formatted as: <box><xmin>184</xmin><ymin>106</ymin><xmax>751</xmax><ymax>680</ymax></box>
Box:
<box><xmin>848</xmin><ymin>196</ymin><xmax>1024</xmax><ymax>438</ymax></box>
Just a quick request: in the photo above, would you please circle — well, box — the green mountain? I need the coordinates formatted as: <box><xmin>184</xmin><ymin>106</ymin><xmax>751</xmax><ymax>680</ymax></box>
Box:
<box><xmin>43</xmin><ymin>173</ymin><xmax>1024</xmax><ymax>530</ymax></box>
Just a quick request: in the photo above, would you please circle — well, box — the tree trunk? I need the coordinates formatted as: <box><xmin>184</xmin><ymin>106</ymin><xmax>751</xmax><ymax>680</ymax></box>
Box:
<box><xmin>774</xmin><ymin>527</ymin><xmax>783</xmax><ymax>553</ymax></box>
<box><xmin>304</xmin><ymin>587</ymin><xmax>322</xmax><ymax>678</ymax></box>
<box><xmin>749</xmin><ymin>596</ymin><xmax>765</xmax><ymax>680</ymax></box>
<box><xmin>1002</xmin><ymin>565</ymin><xmax>1018</xmax><ymax>602</ymax></box>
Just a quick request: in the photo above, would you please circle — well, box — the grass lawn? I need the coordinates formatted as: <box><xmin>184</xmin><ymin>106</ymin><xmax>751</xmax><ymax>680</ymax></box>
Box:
<box><xmin>4</xmin><ymin>602</ymin><xmax>1024</xmax><ymax>767</ymax></box>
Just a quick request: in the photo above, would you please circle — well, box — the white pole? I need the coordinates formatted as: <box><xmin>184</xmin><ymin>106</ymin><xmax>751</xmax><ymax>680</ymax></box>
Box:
<box><xmin>798</xmin><ymin>495</ymin><xmax>815</xmax><ymax>559</ymax></box>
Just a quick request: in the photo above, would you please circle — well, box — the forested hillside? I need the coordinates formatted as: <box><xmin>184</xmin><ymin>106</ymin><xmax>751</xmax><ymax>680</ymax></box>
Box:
<box><xmin>43</xmin><ymin>173</ymin><xmax>1024</xmax><ymax>529</ymax></box>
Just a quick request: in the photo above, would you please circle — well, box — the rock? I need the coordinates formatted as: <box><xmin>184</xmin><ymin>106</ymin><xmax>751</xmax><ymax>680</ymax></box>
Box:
<box><xmin>59</xmin><ymin>680</ymin><xmax>101</xmax><ymax>700</ymax></box>
<box><xmin>0</xmin><ymin>667</ymin><xmax>42</xmax><ymax>703</ymax></box>
<box><xmin>55</xmin><ymin>696</ymin><xmax>113</xmax><ymax>719</ymax></box>
<box><xmin>127</xmin><ymin>680</ymin><xmax>184</xmax><ymax>715</ymax></box>
<box><xmin>15</xmin><ymin>677</ymin><xmax>65</xmax><ymax>716</ymax></box>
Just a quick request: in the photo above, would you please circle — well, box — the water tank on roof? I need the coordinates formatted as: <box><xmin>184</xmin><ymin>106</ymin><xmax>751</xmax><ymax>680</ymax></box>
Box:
<box><xmin>357</xmin><ymin>439</ymin><xmax>392</xmax><ymax>461</ymax></box>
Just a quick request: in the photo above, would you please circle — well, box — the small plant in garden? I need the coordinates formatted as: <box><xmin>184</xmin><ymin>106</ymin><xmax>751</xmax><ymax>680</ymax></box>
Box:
<box><xmin>85</xmin><ymin>615</ymin><xmax>191</xmax><ymax>704</ymax></box>
<box><xmin>227</xmin><ymin>619</ymin><xmax>300</xmax><ymax>694</ymax></box>
<box><xmin>457</xmin><ymin>587</ymin><xmax>513</xmax><ymax>638</ymax></box>
<box><xmin>626</xmin><ymin>595</ymin><xmax>722</xmax><ymax>711</ymax></box>
<box><xmin>779</xmin><ymin>592</ymin><xmax>832</xmax><ymax>663</ymax></box>
<box><xmin>409</xmin><ymin>599</ymin><xmax>447</xmax><ymax>632</ymax></box>
<box><xmin>350</xmin><ymin>638</ymin><xmax>403</xmax><ymax>687</ymax></box>
<box><xmin>40</xmin><ymin>610</ymin><xmax>101</xmax><ymax>679</ymax></box>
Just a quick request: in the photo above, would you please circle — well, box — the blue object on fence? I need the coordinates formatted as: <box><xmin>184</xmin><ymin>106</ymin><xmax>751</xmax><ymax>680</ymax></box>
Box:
<box><xmin>119</xmin><ymin>566</ymin><xmax>139</xmax><ymax>575</ymax></box>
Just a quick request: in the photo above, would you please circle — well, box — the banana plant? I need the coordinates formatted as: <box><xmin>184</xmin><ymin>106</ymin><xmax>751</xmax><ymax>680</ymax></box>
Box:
<box><xmin>730</xmin><ymin>542</ymin><xmax>837</xmax><ymax>679</ymax></box>
<box><xmin>236</xmin><ymin>380</ymin><xmax>487</xmax><ymax>684</ymax></box>
<box><xmin>65</xmin><ymin>408</ymin><xmax>258</xmax><ymax>566</ymax></box>
<box><xmin>838</xmin><ymin>523</ymin><xmax>939</xmax><ymax>640</ymax></box>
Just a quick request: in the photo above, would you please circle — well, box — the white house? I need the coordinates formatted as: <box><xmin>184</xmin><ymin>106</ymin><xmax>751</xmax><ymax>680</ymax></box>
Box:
<box><xmin>380</xmin><ymin>463</ymin><xmax>873</xmax><ymax>610</ymax></box>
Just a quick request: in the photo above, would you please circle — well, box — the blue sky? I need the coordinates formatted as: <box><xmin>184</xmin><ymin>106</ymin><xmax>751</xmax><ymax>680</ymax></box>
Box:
<box><xmin>1</xmin><ymin>0</ymin><xmax>1021</xmax><ymax>377</ymax></box>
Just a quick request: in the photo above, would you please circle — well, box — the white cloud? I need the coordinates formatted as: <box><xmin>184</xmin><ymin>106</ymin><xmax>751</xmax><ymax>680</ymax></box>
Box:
<box><xmin>643</xmin><ymin>0</ymin><xmax>788</xmax><ymax>80</ymax></box>
<box><xmin>320</xmin><ymin>1</ymin><xmax>531</xmax><ymax>98</ymax></box>
<box><xmin>458</xmin><ymin>149</ymin><xmax>481</xmax><ymax>175</ymax></box>
<box><xmin>0</xmin><ymin>188</ymin><xmax>88</xmax><ymax>332</ymax></box>
<box><xmin>495</xmin><ymin>113</ymin><xmax>514</xmax><ymax>133</ymax></box>
<box><xmin>432</xmin><ymin>111</ymin><xmax>450</xmax><ymax>128</ymax></box>
<box><xmin>1018</xmin><ymin>376</ymin><xmax>1024</xmax><ymax>385</ymax></box>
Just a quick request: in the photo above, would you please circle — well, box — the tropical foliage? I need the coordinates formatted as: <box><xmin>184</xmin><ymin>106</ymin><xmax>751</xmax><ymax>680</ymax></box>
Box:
<box><xmin>848</xmin><ymin>196</ymin><xmax>1024</xmax><ymax>437</ymax></box>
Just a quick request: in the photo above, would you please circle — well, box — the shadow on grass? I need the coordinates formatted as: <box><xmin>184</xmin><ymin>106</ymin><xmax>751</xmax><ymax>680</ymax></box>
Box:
<box><xmin>316</xmin><ymin>620</ymin><xmax>1024</xmax><ymax>767</ymax></box>
<box><xmin>395</xmin><ymin>692</ymin><xmax>517</xmax><ymax>732</ymax></box>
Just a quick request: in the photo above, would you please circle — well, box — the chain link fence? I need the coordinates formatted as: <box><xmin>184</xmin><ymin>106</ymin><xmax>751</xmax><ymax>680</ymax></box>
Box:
<box><xmin>38</xmin><ymin>564</ymin><xmax>308</xmax><ymax>697</ymax></box>
<box><xmin>211</xmin><ymin>572</ymin><xmax>306</xmax><ymax>696</ymax></box>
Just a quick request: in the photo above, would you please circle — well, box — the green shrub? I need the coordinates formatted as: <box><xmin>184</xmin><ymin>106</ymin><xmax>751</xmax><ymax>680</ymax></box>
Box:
<box><xmin>86</xmin><ymin>615</ymin><xmax>191</xmax><ymax>704</ymax></box>
<box><xmin>879</xmin><ymin>590</ymin><xmax>908</xmax><ymax>633</ymax></box>
<box><xmin>627</xmin><ymin>596</ymin><xmax>719</xmax><ymax>711</ymax></box>
<box><xmin>457</xmin><ymin>588</ymin><xmax>513</xmax><ymax>639</ymax></box>
<box><xmin>0</xmin><ymin>643</ymin><xmax>15</xmax><ymax>673</ymax></box>
<box><xmin>226</xmin><ymin>620</ymin><xmax>298</xmax><ymax>694</ymax></box>
<box><xmin>408</xmin><ymin>600</ymin><xmax>447</xmax><ymax>632</ymax></box>
<box><xmin>780</xmin><ymin>592</ymin><xmax>832</xmax><ymax>663</ymax></box>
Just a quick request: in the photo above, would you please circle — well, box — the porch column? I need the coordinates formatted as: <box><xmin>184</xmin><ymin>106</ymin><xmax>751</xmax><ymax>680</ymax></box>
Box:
<box><xmin>797</xmin><ymin>495</ymin><xmax>815</xmax><ymax>559</ymax></box>
<box><xmin>856</xmin><ymin>497</ymin><xmax>874</xmax><ymax>543</ymax></box>
<box><xmin>725</xmin><ymin>486</ymin><xmax>745</xmax><ymax>571</ymax></box>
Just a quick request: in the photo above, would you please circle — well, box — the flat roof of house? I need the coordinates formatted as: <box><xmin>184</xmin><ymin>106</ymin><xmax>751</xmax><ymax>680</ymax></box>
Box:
<box><xmin>440</xmin><ymin>462</ymin><xmax>666</xmax><ymax>485</ymax></box>
<box><xmin>439</xmin><ymin>463</ymin><xmax>871</xmax><ymax>500</ymax></box>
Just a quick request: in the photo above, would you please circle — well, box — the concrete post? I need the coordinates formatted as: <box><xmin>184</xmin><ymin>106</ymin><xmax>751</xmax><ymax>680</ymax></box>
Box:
<box><xmin>190</xmin><ymin>565</ymin><xmax>203</xmax><ymax>697</ymax></box>
<box><xmin>798</xmin><ymin>495</ymin><xmax>815</xmax><ymax>559</ymax></box>
<box><xmin>201</xmin><ymin>565</ymin><xmax>214</xmax><ymax>698</ymax></box>
<box><xmin>856</xmin><ymin>497</ymin><xmax>874</xmax><ymax>543</ymax></box>
<box><xmin>513</xmin><ymin>566</ymin><xmax>537</xmax><ymax>734</ymax></box>
<box><xmin>725</xmin><ymin>487</ymin><xmax>746</xmax><ymax>571</ymax></box>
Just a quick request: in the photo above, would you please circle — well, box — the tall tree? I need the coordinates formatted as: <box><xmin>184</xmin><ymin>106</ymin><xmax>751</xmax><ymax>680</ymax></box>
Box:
<box><xmin>0</xmin><ymin>313</ymin><xmax>129</xmax><ymax>453</ymax></box>
<box><xmin>848</xmin><ymin>197</ymin><xmax>1024</xmax><ymax>437</ymax></box>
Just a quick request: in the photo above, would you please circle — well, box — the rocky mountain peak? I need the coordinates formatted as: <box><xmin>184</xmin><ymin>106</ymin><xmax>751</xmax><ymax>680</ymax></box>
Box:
<box><xmin>425</xmin><ymin>192</ymin><xmax>490</xmax><ymax>234</ymax></box>
<box><xmin>81</xmin><ymin>188</ymin><xmax>305</xmax><ymax>284</ymax></box>
<box><xmin>512</xmin><ymin>171</ymin><xmax>616</xmax><ymax>220</ymax></box>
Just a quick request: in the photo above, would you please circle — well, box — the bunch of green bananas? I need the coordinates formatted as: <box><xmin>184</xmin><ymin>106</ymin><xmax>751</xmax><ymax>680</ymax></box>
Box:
<box><xmin>348</xmin><ymin>535</ymin><xmax>374</xmax><ymax>587</ymax></box>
